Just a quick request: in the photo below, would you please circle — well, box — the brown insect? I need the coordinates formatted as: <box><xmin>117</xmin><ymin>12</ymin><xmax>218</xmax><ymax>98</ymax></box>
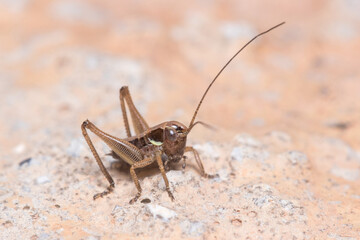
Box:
<box><xmin>81</xmin><ymin>22</ymin><xmax>285</xmax><ymax>204</ymax></box>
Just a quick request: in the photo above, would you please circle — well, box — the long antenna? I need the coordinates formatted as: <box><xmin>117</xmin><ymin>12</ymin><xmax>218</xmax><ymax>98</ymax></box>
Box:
<box><xmin>188</xmin><ymin>22</ymin><xmax>285</xmax><ymax>128</ymax></box>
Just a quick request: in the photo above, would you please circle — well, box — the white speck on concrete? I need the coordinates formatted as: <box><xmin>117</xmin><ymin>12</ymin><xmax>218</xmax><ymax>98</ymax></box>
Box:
<box><xmin>13</xmin><ymin>143</ymin><xmax>26</xmax><ymax>154</ymax></box>
<box><xmin>36</xmin><ymin>176</ymin><xmax>50</xmax><ymax>184</ymax></box>
<box><xmin>146</xmin><ymin>204</ymin><xmax>177</xmax><ymax>222</ymax></box>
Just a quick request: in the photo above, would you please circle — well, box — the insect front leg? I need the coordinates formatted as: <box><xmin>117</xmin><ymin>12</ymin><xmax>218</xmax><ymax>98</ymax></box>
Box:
<box><xmin>81</xmin><ymin>120</ymin><xmax>143</xmax><ymax>200</ymax></box>
<box><xmin>155</xmin><ymin>151</ymin><xmax>175</xmax><ymax>201</ymax></box>
<box><xmin>185</xmin><ymin>146</ymin><xmax>218</xmax><ymax>178</ymax></box>
<box><xmin>119</xmin><ymin>86</ymin><xmax>149</xmax><ymax>137</ymax></box>
<box><xmin>129</xmin><ymin>151</ymin><xmax>175</xmax><ymax>204</ymax></box>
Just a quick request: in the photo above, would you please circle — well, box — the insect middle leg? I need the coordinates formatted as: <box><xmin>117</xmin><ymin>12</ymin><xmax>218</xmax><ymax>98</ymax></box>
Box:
<box><xmin>119</xmin><ymin>86</ymin><xmax>149</xmax><ymax>137</ymax></box>
<box><xmin>129</xmin><ymin>151</ymin><xmax>175</xmax><ymax>204</ymax></box>
<box><xmin>155</xmin><ymin>151</ymin><xmax>175</xmax><ymax>201</ymax></box>
<box><xmin>185</xmin><ymin>146</ymin><xmax>218</xmax><ymax>178</ymax></box>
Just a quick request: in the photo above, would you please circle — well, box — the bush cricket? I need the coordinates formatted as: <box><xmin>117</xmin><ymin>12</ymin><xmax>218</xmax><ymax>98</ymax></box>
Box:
<box><xmin>81</xmin><ymin>22</ymin><xmax>285</xmax><ymax>204</ymax></box>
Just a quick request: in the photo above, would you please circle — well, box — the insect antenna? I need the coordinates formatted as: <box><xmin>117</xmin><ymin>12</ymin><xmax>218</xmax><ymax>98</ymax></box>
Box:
<box><xmin>187</xmin><ymin>121</ymin><xmax>216</xmax><ymax>133</ymax></box>
<box><xmin>188</xmin><ymin>22</ymin><xmax>285</xmax><ymax>130</ymax></box>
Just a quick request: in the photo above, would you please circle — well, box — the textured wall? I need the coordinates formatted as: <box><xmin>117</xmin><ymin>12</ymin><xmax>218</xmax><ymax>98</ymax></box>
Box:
<box><xmin>0</xmin><ymin>0</ymin><xmax>359</xmax><ymax>239</ymax></box>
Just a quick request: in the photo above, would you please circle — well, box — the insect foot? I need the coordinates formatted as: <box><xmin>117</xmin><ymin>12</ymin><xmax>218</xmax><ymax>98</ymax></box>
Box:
<box><xmin>166</xmin><ymin>187</ymin><xmax>175</xmax><ymax>201</ymax></box>
<box><xmin>93</xmin><ymin>183</ymin><xmax>115</xmax><ymax>200</ymax></box>
<box><xmin>204</xmin><ymin>173</ymin><xmax>219</xmax><ymax>179</ymax></box>
<box><xmin>129</xmin><ymin>192</ymin><xmax>141</xmax><ymax>204</ymax></box>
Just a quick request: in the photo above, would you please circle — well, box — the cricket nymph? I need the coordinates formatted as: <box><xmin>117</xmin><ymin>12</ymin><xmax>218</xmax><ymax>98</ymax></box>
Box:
<box><xmin>81</xmin><ymin>22</ymin><xmax>285</xmax><ymax>204</ymax></box>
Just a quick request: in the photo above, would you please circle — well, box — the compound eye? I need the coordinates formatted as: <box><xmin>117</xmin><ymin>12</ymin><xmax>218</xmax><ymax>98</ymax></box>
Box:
<box><xmin>166</xmin><ymin>128</ymin><xmax>177</xmax><ymax>141</ymax></box>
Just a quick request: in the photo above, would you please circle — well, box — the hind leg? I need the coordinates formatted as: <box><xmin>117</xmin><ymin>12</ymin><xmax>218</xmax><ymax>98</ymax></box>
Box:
<box><xmin>119</xmin><ymin>86</ymin><xmax>149</xmax><ymax>137</ymax></box>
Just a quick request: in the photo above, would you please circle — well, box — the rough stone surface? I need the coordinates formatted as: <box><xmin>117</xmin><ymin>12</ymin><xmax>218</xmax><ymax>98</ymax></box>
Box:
<box><xmin>1</xmin><ymin>0</ymin><xmax>360</xmax><ymax>239</ymax></box>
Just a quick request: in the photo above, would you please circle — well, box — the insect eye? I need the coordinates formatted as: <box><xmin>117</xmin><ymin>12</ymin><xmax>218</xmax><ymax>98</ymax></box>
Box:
<box><xmin>166</xmin><ymin>128</ymin><xmax>177</xmax><ymax>141</ymax></box>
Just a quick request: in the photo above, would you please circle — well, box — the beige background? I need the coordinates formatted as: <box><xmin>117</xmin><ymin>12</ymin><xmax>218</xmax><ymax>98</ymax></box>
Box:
<box><xmin>0</xmin><ymin>0</ymin><xmax>359</xmax><ymax>239</ymax></box>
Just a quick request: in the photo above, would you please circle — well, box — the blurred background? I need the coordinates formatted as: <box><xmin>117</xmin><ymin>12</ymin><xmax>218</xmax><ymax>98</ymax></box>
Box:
<box><xmin>0</xmin><ymin>0</ymin><xmax>360</xmax><ymax>238</ymax></box>
<box><xmin>1</xmin><ymin>0</ymin><xmax>359</xmax><ymax>151</ymax></box>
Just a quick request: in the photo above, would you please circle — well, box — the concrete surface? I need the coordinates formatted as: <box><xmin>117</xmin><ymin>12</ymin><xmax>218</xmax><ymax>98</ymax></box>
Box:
<box><xmin>0</xmin><ymin>0</ymin><xmax>360</xmax><ymax>239</ymax></box>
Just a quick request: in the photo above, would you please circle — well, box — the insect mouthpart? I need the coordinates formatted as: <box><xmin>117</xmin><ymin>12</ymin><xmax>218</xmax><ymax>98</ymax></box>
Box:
<box><xmin>148</xmin><ymin>138</ymin><xmax>163</xmax><ymax>146</ymax></box>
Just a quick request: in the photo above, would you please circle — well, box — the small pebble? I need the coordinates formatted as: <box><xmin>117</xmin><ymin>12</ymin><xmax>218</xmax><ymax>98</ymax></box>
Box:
<box><xmin>146</xmin><ymin>204</ymin><xmax>177</xmax><ymax>222</ymax></box>
<box><xmin>141</xmin><ymin>198</ymin><xmax>151</xmax><ymax>204</ymax></box>
<box><xmin>36</xmin><ymin>176</ymin><xmax>50</xmax><ymax>184</ymax></box>
<box><xmin>19</xmin><ymin>157</ymin><xmax>32</xmax><ymax>167</ymax></box>
<box><xmin>13</xmin><ymin>143</ymin><xmax>26</xmax><ymax>154</ymax></box>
